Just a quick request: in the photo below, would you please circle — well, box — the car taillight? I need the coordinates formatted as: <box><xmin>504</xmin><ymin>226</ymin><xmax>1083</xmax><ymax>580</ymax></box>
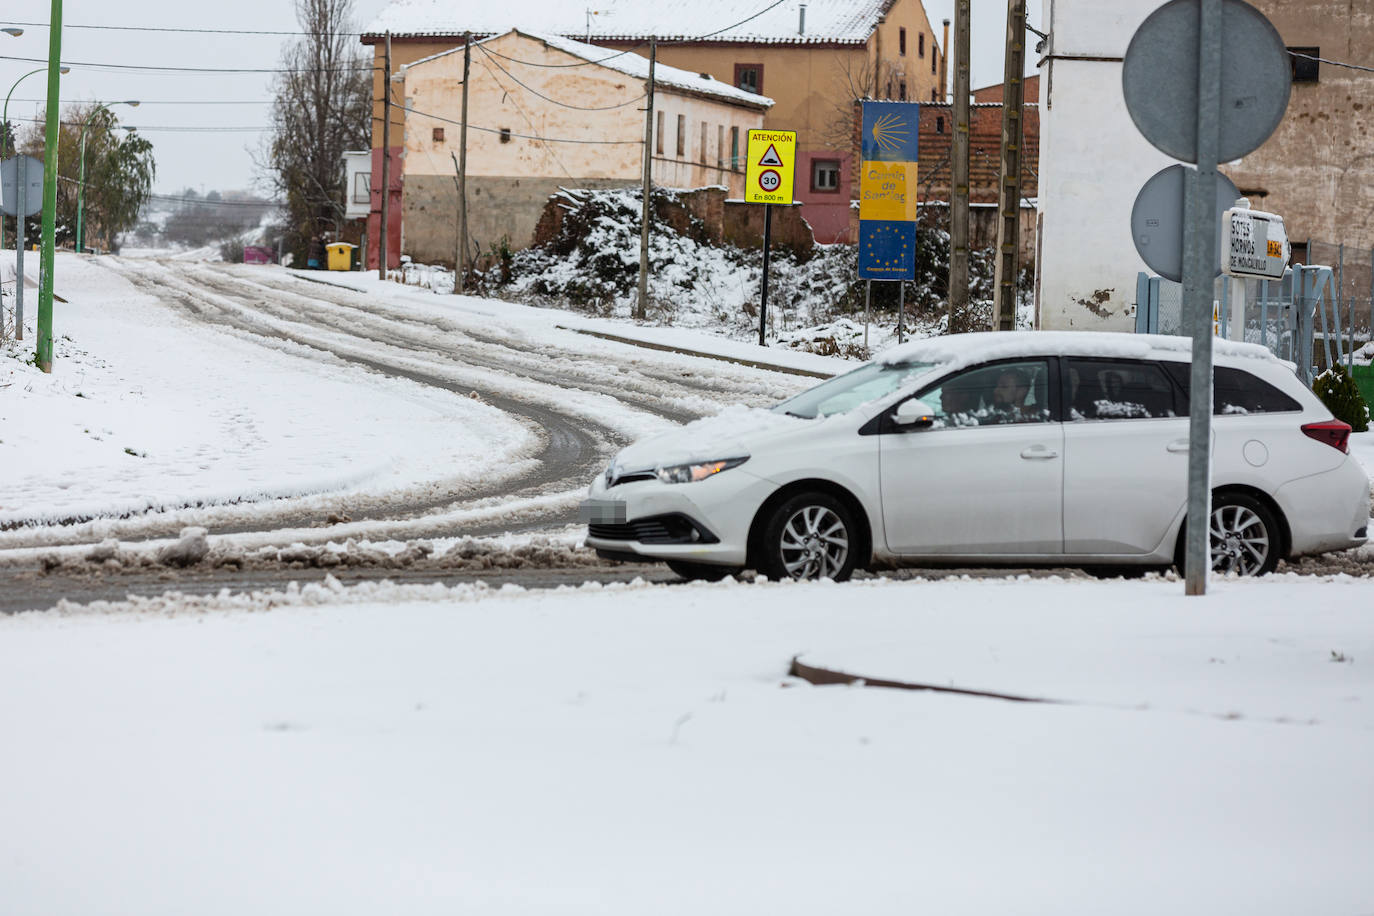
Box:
<box><xmin>1301</xmin><ymin>420</ymin><xmax>1351</xmax><ymax>454</ymax></box>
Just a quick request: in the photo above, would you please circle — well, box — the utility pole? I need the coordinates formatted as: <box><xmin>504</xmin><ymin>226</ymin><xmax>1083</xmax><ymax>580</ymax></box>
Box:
<box><xmin>992</xmin><ymin>0</ymin><xmax>1026</xmax><ymax>331</ymax></box>
<box><xmin>36</xmin><ymin>0</ymin><xmax>63</xmax><ymax>373</ymax></box>
<box><xmin>378</xmin><ymin>31</ymin><xmax>391</xmax><ymax>281</ymax></box>
<box><xmin>948</xmin><ymin>1</ymin><xmax>971</xmax><ymax>332</ymax></box>
<box><xmin>454</xmin><ymin>33</ymin><xmax>471</xmax><ymax>294</ymax></box>
<box><xmin>636</xmin><ymin>39</ymin><xmax>656</xmax><ymax>320</ymax></box>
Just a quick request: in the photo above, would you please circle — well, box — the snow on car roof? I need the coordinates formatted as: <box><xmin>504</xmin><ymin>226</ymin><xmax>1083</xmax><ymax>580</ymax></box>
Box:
<box><xmin>363</xmin><ymin>0</ymin><xmax>893</xmax><ymax>46</ymax></box>
<box><xmin>403</xmin><ymin>29</ymin><xmax>774</xmax><ymax>109</ymax></box>
<box><xmin>875</xmin><ymin>331</ymin><xmax>1282</xmax><ymax>369</ymax></box>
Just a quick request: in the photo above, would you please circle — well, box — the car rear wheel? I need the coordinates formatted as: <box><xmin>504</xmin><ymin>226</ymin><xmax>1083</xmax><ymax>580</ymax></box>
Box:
<box><xmin>1208</xmin><ymin>493</ymin><xmax>1280</xmax><ymax>576</ymax></box>
<box><xmin>665</xmin><ymin>560</ymin><xmax>737</xmax><ymax>582</ymax></box>
<box><xmin>758</xmin><ymin>492</ymin><xmax>858</xmax><ymax>582</ymax></box>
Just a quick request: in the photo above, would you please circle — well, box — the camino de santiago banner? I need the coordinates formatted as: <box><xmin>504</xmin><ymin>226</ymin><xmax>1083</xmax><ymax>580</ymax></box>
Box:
<box><xmin>859</xmin><ymin>101</ymin><xmax>920</xmax><ymax>280</ymax></box>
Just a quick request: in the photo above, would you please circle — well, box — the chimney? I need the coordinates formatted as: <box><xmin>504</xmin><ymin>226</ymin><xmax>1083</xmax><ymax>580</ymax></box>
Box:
<box><xmin>799</xmin><ymin>3</ymin><xmax>806</xmax><ymax>35</ymax></box>
<box><xmin>941</xmin><ymin>19</ymin><xmax>950</xmax><ymax>101</ymax></box>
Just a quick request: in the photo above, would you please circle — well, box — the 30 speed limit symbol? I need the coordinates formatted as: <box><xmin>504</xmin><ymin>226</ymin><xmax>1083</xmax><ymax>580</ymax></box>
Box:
<box><xmin>757</xmin><ymin>169</ymin><xmax>781</xmax><ymax>192</ymax></box>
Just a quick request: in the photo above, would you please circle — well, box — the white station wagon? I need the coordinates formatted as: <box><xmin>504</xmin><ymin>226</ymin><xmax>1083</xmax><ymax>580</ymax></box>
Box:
<box><xmin>582</xmin><ymin>332</ymin><xmax>1370</xmax><ymax>581</ymax></box>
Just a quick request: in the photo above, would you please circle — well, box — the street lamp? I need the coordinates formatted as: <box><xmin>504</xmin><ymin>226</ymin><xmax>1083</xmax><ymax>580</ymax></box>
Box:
<box><xmin>3</xmin><ymin>65</ymin><xmax>71</xmax><ymax>248</ymax></box>
<box><xmin>75</xmin><ymin>99</ymin><xmax>137</xmax><ymax>254</ymax></box>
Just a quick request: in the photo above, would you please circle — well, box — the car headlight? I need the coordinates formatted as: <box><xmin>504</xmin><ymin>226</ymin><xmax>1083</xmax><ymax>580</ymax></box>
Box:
<box><xmin>654</xmin><ymin>457</ymin><xmax>748</xmax><ymax>484</ymax></box>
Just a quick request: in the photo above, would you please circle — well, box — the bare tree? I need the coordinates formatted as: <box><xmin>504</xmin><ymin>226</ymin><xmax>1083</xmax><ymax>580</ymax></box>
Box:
<box><xmin>261</xmin><ymin>0</ymin><xmax>370</xmax><ymax>261</ymax></box>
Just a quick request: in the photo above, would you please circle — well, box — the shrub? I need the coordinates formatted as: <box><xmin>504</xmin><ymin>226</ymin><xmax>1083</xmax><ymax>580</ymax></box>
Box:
<box><xmin>1314</xmin><ymin>364</ymin><xmax>1370</xmax><ymax>432</ymax></box>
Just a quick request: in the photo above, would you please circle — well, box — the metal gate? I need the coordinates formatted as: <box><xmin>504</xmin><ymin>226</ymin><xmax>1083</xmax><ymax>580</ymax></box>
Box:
<box><xmin>1135</xmin><ymin>265</ymin><xmax>1359</xmax><ymax>386</ymax></box>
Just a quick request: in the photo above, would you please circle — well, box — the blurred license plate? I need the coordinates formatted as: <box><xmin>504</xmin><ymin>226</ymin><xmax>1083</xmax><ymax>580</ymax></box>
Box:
<box><xmin>579</xmin><ymin>498</ymin><xmax>626</xmax><ymax>524</ymax></box>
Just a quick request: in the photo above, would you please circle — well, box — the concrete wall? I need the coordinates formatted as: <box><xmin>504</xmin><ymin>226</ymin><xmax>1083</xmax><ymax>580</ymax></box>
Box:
<box><xmin>1035</xmin><ymin>0</ymin><xmax>1184</xmax><ymax>331</ymax></box>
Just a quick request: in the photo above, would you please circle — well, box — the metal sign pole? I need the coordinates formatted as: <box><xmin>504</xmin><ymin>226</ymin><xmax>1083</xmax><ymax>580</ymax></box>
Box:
<box><xmin>897</xmin><ymin>279</ymin><xmax>905</xmax><ymax>343</ymax></box>
<box><xmin>15</xmin><ymin>154</ymin><xmax>24</xmax><ymax>340</ymax></box>
<box><xmin>1182</xmin><ymin>0</ymin><xmax>1223</xmax><ymax>596</ymax></box>
<box><xmin>758</xmin><ymin>202</ymin><xmax>772</xmax><ymax>347</ymax></box>
<box><xmin>864</xmin><ymin>280</ymin><xmax>871</xmax><ymax>351</ymax></box>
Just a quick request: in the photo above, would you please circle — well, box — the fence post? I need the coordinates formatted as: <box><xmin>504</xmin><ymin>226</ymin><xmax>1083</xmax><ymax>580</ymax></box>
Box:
<box><xmin>1135</xmin><ymin>272</ymin><xmax>1149</xmax><ymax>333</ymax></box>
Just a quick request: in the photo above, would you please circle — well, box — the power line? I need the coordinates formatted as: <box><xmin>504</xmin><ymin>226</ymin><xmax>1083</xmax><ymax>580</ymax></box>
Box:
<box><xmin>474</xmin><ymin>44</ymin><xmax>646</xmax><ymax>111</ymax></box>
<box><xmin>392</xmin><ymin>107</ymin><xmax>643</xmax><ymax>145</ymax></box>
<box><xmin>2</xmin><ymin>19</ymin><xmax>362</xmax><ymax>37</ymax></box>
<box><xmin>1288</xmin><ymin>49</ymin><xmax>1374</xmax><ymax>74</ymax></box>
<box><xmin>7</xmin><ymin>98</ymin><xmax>273</xmax><ymax>105</ymax></box>
<box><xmin>0</xmin><ymin>53</ymin><xmax>375</xmax><ymax>74</ymax></box>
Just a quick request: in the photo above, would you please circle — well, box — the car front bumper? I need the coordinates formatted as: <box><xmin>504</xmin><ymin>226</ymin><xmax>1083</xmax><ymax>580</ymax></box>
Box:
<box><xmin>580</xmin><ymin>467</ymin><xmax>777</xmax><ymax>567</ymax></box>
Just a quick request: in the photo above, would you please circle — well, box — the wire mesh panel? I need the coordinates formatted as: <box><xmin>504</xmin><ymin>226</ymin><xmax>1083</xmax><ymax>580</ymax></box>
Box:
<box><xmin>1308</xmin><ymin>240</ymin><xmax>1373</xmax><ymax>360</ymax></box>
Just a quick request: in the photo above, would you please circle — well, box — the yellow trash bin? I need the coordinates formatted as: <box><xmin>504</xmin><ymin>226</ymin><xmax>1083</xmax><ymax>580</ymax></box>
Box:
<box><xmin>326</xmin><ymin>242</ymin><xmax>356</xmax><ymax>271</ymax></box>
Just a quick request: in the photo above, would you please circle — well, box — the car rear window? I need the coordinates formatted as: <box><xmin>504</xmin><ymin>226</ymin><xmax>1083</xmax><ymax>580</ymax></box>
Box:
<box><xmin>1064</xmin><ymin>358</ymin><xmax>1178</xmax><ymax>420</ymax></box>
<box><xmin>1161</xmin><ymin>363</ymin><xmax>1302</xmax><ymax>415</ymax></box>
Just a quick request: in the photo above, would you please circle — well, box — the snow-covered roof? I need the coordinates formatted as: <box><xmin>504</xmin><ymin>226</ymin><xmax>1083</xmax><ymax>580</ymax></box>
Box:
<box><xmin>403</xmin><ymin>29</ymin><xmax>773</xmax><ymax>109</ymax></box>
<box><xmin>364</xmin><ymin>0</ymin><xmax>893</xmax><ymax>46</ymax></box>
<box><xmin>876</xmin><ymin>331</ymin><xmax>1281</xmax><ymax>368</ymax></box>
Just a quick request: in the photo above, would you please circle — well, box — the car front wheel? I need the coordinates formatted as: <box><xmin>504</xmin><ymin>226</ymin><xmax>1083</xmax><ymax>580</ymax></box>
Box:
<box><xmin>758</xmin><ymin>492</ymin><xmax>858</xmax><ymax>582</ymax></box>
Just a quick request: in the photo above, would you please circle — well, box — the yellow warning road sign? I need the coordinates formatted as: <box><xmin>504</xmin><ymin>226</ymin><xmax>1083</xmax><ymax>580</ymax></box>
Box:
<box><xmin>745</xmin><ymin>129</ymin><xmax>796</xmax><ymax>205</ymax></box>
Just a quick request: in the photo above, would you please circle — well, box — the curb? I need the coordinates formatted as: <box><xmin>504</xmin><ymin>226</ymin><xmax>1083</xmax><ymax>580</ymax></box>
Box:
<box><xmin>789</xmin><ymin>656</ymin><xmax>1054</xmax><ymax>704</ymax></box>
<box><xmin>556</xmin><ymin>326</ymin><xmax>833</xmax><ymax>379</ymax></box>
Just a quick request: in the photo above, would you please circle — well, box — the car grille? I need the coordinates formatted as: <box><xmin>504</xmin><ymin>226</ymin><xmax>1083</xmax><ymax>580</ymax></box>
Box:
<box><xmin>607</xmin><ymin>471</ymin><xmax>656</xmax><ymax>487</ymax></box>
<box><xmin>588</xmin><ymin>513</ymin><xmax>717</xmax><ymax>545</ymax></box>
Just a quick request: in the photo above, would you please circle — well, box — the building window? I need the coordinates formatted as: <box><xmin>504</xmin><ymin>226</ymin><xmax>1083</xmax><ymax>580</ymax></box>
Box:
<box><xmin>676</xmin><ymin>114</ymin><xmax>685</xmax><ymax>156</ymax></box>
<box><xmin>499</xmin><ymin>127</ymin><xmax>511</xmax><ymax>143</ymax></box>
<box><xmin>932</xmin><ymin>52</ymin><xmax>937</xmax><ymax>74</ymax></box>
<box><xmin>931</xmin><ymin>88</ymin><xmax>938</xmax><ymax>101</ymax></box>
<box><xmin>936</xmin><ymin>116</ymin><xmax>944</xmax><ymax>134</ymax></box>
<box><xmin>700</xmin><ymin>122</ymin><xmax>708</xmax><ymax>163</ymax></box>
<box><xmin>811</xmin><ymin>159</ymin><xmax>841</xmax><ymax>193</ymax></box>
<box><xmin>1289</xmin><ymin>46</ymin><xmax>1319</xmax><ymax>82</ymax></box>
<box><xmin>432</xmin><ymin>127</ymin><xmax>445</xmax><ymax>143</ymax></box>
<box><xmin>899</xmin><ymin>27</ymin><xmax>907</xmax><ymax>56</ymax></box>
<box><xmin>919</xmin><ymin>32</ymin><xmax>925</xmax><ymax>57</ymax></box>
<box><xmin>730</xmin><ymin>126</ymin><xmax>740</xmax><ymax>169</ymax></box>
<box><xmin>656</xmin><ymin>111</ymin><xmax>664</xmax><ymax>154</ymax></box>
<box><xmin>717</xmin><ymin>124</ymin><xmax>725</xmax><ymax>167</ymax></box>
<box><xmin>886</xmin><ymin>79</ymin><xmax>893</xmax><ymax>98</ymax></box>
<box><xmin>352</xmin><ymin>172</ymin><xmax>370</xmax><ymax>204</ymax></box>
<box><xmin>899</xmin><ymin>80</ymin><xmax>907</xmax><ymax>101</ymax></box>
<box><xmin>734</xmin><ymin>63</ymin><xmax>763</xmax><ymax>94</ymax></box>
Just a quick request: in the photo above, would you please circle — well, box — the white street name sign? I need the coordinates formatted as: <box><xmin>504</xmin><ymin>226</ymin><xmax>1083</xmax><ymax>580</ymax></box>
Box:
<box><xmin>1223</xmin><ymin>205</ymin><xmax>1289</xmax><ymax>279</ymax></box>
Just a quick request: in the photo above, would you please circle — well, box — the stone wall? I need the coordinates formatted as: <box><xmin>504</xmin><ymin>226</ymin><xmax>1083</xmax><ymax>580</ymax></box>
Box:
<box><xmin>403</xmin><ymin>175</ymin><xmax>639</xmax><ymax>268</ymax></box>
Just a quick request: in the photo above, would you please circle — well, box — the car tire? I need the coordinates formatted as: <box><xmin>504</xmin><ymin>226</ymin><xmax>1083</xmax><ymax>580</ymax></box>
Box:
<box><xmin>1174</xmin><ymin>492</ymin><xmax>1282</xmax><ymax>577</ymax></box>
<box><xmin>666</xmin><ymin>560</ymin><xmax>737</xmax><ymax>582</ymax></box>
<box><xmin>757</xmin><ymin>491</ymin><xmax>859</xmax><ymax>582</ymax></box>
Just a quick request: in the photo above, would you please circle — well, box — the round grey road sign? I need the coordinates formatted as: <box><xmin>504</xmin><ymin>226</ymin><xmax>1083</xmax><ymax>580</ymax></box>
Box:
<box><xmin>1</xmin><ymin>155</ymin><xmax>44</xmax><ymax>217</ymax></box>
<box><xmin>1131</xmin><ymin>163</ymin><xmax>1241</xmax><ymax>282</ymax></box>
<box><xmin>1123</xmin><ymin>0</ymin><xmax>1290</xmax><ymax>163</ymax></box>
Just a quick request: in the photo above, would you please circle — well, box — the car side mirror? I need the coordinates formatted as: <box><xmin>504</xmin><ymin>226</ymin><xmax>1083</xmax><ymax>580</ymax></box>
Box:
<box><xmin>893</xmin><ymin>399</ymin><xmax>936</xmax><ymax>428</ymax></box>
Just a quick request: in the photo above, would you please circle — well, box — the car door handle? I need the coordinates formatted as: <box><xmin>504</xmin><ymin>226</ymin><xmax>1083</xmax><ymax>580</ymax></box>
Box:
<box><xmin>1020</xmin><ymin>445</ymin><xmax>1059</xmax><ymax>460</ymax></box>
<box><xmin>1166</xmin><ymin>439</ymin><xmax>1190</xmax><ymax>453</ymax></box>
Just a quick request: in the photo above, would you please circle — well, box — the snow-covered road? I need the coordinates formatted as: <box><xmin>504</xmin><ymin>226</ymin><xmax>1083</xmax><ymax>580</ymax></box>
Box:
<box><xmin>1</xmin><ymin>255</ymin><xmax>821</xmax><ymax>558</ymax></box>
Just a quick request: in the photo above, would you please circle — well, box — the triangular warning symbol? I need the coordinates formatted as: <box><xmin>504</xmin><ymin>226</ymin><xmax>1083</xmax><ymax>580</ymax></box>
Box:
<box><xmin>757</xmin><ymin>144</ymin><xmax>784</xmax><ymax>167</ymax></box>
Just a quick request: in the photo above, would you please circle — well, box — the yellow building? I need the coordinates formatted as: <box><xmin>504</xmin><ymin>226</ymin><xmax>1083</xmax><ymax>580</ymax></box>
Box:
<box><xmin>362</xmin><ymin>0</ymin><xmax>944</xmax><ymax>265</ymax></box>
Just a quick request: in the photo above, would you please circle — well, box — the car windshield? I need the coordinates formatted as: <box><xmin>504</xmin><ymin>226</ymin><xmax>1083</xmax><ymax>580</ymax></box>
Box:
<box><xmin>773</xmin><ymin>360</ymin><xmax>939</xmax><ymax>419</ymax></box>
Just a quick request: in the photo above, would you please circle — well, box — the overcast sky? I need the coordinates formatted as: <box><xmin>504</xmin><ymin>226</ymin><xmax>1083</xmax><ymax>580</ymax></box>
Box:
<box><xmin>1</xmin><ymin>0</ymin><xmax>1039</xmax><ymax>196</ymax></box>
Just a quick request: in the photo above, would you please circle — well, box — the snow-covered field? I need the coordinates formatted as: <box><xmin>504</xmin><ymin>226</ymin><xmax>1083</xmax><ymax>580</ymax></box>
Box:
<box><xmin>3</xmin><ymin>252</ymin><xmax>1374</xmax><ymax>913</ymax></box>
<box><xmin>3</xmin><ymin>575</ymin><xmax>1373</xmax><ymax>914</ymax></box>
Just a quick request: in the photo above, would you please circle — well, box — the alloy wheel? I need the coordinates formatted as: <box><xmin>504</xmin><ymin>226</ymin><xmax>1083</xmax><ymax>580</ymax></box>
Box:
<box><xmin>1209</xmin><ymin>503</ymin><xmax>1271</xmax><ymax>576</ymax></box>
<box><xmin>778</xmin><ymin>505</ymin><xmax>850</xmax><ymax>580</ymax></box>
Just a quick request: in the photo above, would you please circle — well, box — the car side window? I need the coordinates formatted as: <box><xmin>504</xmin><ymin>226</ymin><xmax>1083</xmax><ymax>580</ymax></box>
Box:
<box><xmin>1064</xmin><ymin>358</ymin><xmax>1179</xmax><ymax>421</ymax></box>
<box><xmin>1162</xmin><ymin>363</ymin><xmax>1302</xmax><ymax>415</ymax></box>
<box><xmin>913</xmin><ymin>359</ymin><xmax>1054</xmax><ymax>428</ymax></box>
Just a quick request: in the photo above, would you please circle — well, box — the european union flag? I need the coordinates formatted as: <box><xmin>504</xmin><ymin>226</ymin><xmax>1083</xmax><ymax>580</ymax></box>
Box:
<box><xmin>861</xmin><ymin>101</ymin><xmax>920</xmax><ymax>163</ymax></box>
<box><xmin>858</xmin><ymin>221</ymin><xmax>916</xmax><ymax>280</ymax></box>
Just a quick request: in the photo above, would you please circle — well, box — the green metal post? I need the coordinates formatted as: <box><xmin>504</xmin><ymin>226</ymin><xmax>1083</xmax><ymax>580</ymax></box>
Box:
<box><xmin>75</xmin><ymin>124</ymin><xmax>87</xmax><ymax>253</ymax></box>
<box><xmin>37</xmin><ymin>0</ymin><xmax>63</xmax><ymax>373</ymax></box>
